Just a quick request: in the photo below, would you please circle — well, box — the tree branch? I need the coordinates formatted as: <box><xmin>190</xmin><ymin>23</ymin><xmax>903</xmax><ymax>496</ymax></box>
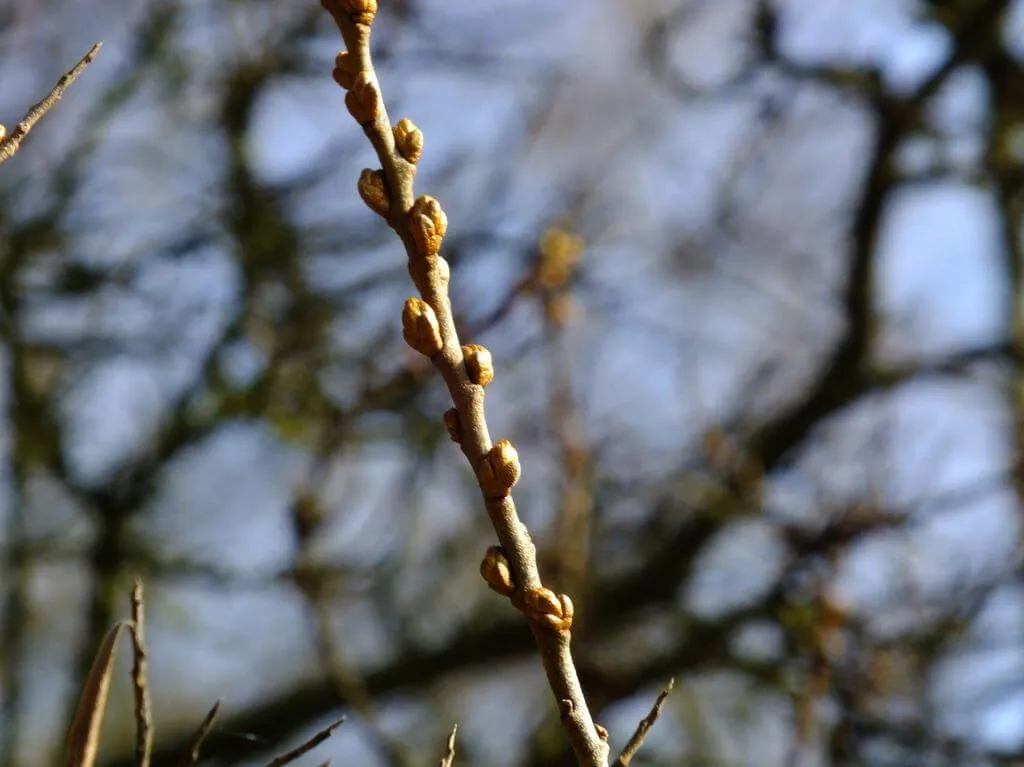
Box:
<box><xmin>0</xmin><ymin>42</ymin><xmax>102</xmax><ymax>166</ymax></box>
<box><xmin>318</xmin><ymin>2</ymin><xmax>609</xmax><ymax>764</ymax></box>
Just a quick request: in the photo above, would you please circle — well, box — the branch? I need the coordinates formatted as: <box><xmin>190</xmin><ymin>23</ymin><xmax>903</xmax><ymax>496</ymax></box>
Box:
<box><xmin>129</xmin><ymin>581</ymin><xmax>154</xmax><ymax>767</ymax></box>
<box><xmin>0</xmin><ymin>42</ymin><xmax>102</xmax><ymax>166</ymax></box>
<box><xmin>318</xmin><ymin>2</ymin><xmax>608</xmax><ymax>765</ymax></box>
<box><xmin>180</xmin><ymin>700</ymin><xmax>221</xmax><ymax>767</ymax></box>
<box><xmin>610</xmin><ymin>679</ymin><xmax>674</xmax><ymax>767</ymax></box>
<box><xmin>263</xmin><ymin>717</ymin><xmax>344</xmax><ymax>767</ymax></box>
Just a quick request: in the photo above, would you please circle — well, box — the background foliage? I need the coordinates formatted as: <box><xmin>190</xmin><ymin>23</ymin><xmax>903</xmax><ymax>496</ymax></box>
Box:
<box><xmin>1</xmin><ymin>1</ymin><xmax>1023</xmax><ymax>765</ymax></box>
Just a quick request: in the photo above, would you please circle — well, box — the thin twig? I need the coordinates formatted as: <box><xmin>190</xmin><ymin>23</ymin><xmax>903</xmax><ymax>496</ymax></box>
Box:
<box><xmin>181</xmin><ymin>700</ymin><xmax>222</xmax><ymax>767</ymax></box>
<box><xmin>319</xmin><ymin>3</ymin><xmax>609</xmax><ymax>765</ymax></box>
<box><xmin>611</xmin><ymin>679</ymin><xmax>675</xmax><ymax>767</ymax></box>
<box><xmin>129</xmin><ymin>580</ymin><xmax>154</xmax><ymax>767</ymax></box>
<box><xmin>263</xmin><ymin>717</ymin><xmax>345</xmax><ymax>767</ymax></box>
<box><xmin>0</xmin><ymin>42</ymin><xmax>102</xmax><ymax>166</ymax></box>
<box><xmin>438</xmin><ymin>724</ymin><xmax>458</xmax><ymax>767</ymax></box>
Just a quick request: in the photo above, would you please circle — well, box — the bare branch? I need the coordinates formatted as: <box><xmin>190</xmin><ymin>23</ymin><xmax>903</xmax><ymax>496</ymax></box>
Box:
<box><xmin>129</xmin><ymin>580</ymin><xmax>154</xmax><ymax>767</ymax></box>
<box><xmin>181</xmin><ymin>700</ymin><xmax>222</xmax><ymax>767</ymax></box>
<box><xmin>0</xmin><ymin>42</ymin><xmax>102</xmax><ymax>166</ymax></box>
<box><xmin>263</xmin><ymin>717</ymin><xmax>345</xmax><ymax>767</ymax></box>
<box><xmin>611</xmin><ymin>679</ymin><xmax>675</xmax><ymax>767</ymax></box>
<box><xmin>319</xmin><ymin>3</ymin><xmax>609</xmax><ymax>764</ymax></box>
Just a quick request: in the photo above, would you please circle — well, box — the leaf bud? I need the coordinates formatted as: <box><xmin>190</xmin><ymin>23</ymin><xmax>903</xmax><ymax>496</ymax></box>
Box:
<box><xmin>337</xmin><ymin>0</ymin><xmax>377</xmax><ymax>25</ymax></box>
<box><xmin>332</xmin><ymin>51</ymin><xmax>357</xmax><ymax>89</ymax></box>
<box><xmin>345</xmin><ymin>72</ymin><xmax>382</xmax><ymax>124</ymax></box>
<box><xmin>462</xmin><ymin>344</ymin><xmax>494</xmax><ymax>388</ymax></box>
<box><xmin>524</xmin><ymin>587</ymin><xmax>574</xmax><ymax>632</ymax></box>
<box><xmin>393</xmin><ymin>118</ymin><xmax>424</xmax><ymax>163</ymax></box>
<box><xmin>401</xmin><ymin>298</ymin><xmax>443</xmax><ymax>357</ymax></box>
<box><xmin>409</xmin><ymin>195</ymin><xmax>448</xmax><ymax>257</ymax></box>
<box><xmin>477</xmin><ymin>439</ymin><xmax>521</xmax><ymax>497</ymax></box>
<box><xmin>357</xmin><ymin>169</ymin><xmax>390</xmax><ymax>217</ymax></box>
<box><xmin>479</xmin><ymin>545</ymin><xmax>515</xmax><ymax>596</ymax></box>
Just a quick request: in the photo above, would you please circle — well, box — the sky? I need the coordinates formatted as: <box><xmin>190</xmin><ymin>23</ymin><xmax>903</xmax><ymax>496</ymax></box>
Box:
<box><xmin>1</xmin><ymin>0</ymin><xmax>1023</xmax><ymax>764</ymax></box>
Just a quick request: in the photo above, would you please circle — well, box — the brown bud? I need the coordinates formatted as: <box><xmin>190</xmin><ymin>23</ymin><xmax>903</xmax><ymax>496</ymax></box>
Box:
<box><xmin>480</xmin><ymin>545</ymin><xmax>515</xmax><ymax>596</ymax></box>
<box><xmin>410</xmin><ymin>195</ymin><xmax>448</xmax><ymax>256</ymax></box>
<box><xmin>462</xmin><ymin>344</ymin><xmax>494</xmax><ymax>387</ymax></box>
<box><xmin>442</xmin><ymin>408</ymin><xmax>461</xmax><ymax>443</ymax></box>
<box><xmin>337</xmin><ymin>0</ymin><xmax>377</xmax><ymax>25</ymax></box>
<box><xmin>332</xmin><ymin>51</ymin><xmax>357</xmax><ymax>89</ymax></box>
<box><xmin>345</xmin><ymin>72</ymin><xmax>382</xmax><ymax>124</ymax></box>
<box><xmin>393</xmin><ymin>118</ymin><xmax>424</xmax><ymax>163</ymax></box>
<box><xmin>401</xmin><ymin>298</ymin><xmax>443</xmax><ymax>357</ymax></box>
<box><xmin>357</xmin><ymin>169</ymin><xmax>390</xmax><ymax>217</ymax></box>
<box><xmin>524</xmin><ymin>587</ymin><xmax>574</xmax><ymax>632</ymax></box>
<box><xmin>595</xmin><ymin>724</ymin><xmax>609</xmax><ymax>741</ymax></box>
<box><xmin>477</xmin><ymin>440</ymin><xmax>521</xmax><ymax>497</ymax></box>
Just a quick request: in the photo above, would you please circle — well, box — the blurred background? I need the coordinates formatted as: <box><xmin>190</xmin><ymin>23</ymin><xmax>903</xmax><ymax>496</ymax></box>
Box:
<box><xmin>1</xmin><ymin>0</ymin><xmax>1023</xmax><ymax>765</ymax></box>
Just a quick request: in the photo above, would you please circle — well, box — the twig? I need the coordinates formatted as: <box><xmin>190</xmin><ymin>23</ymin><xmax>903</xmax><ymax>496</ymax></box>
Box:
<box><xmin>319</xmin><ymin>3</ymin><xmax>609</xmax><ymax>764</ymax></box>
<box><xmin>181</xmin><ymin>700</ymin><xmax>222</xmax><ymax>767</ymax></box>
<box><xmin>0</xmin><ymin>42</ymin><xmax>102</xmax><ymax>166</ymax></box>
<box><xmin>263</xmin><ymin>717</ymin><xmax>345</xmax><ymax>767</ymax></box>
<box><xmin>129</xmin><ymin>580</ymin><xmax>154</xmax><ymax>767</ymax></box>
<box><xmin>439</xmin><ymin>724</ymin><xmax>458</xmax><ymax>767</ymax></box>
<box><xmin>611</xmin><ymin>679</ymin><xmax>675</xmax><ymax>767</ymax></box>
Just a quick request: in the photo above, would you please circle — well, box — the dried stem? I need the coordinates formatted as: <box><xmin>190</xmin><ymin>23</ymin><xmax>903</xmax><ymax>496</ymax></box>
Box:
<box><xmin>129</xmin><ymin>581</ymin><xmax>154</xmax><ymax>767</ymax></box>
<box><xmin>0</xmin><ymin>42</ymin><xmax>102</xmax><ymax>166</ymax></box>
<box><xmin>611</xmin><ymin>679</ymin><xmax>675</xmax><ymax>767</ymax></box>
<box><xmin>263</xmin><ymin>717</ymin><xmax>345</xmax><ymax>767</ymax></box>
<box><xmin>319</xmin><ymin>3</ymin><xmax>608</xmax><ymax>764</ymax></box>
<box><xmin>438</xmin><ymin>724</ymin><xmax>458</xmax><ymax>767</ymax></box>
<box><xmin>181</xmin><ymin>700</ymin><xmax>222</xmax><ymax>767</ymax></box>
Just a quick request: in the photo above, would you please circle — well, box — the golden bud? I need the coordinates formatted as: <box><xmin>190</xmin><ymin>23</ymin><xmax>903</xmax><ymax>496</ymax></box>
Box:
<box><xmin>480</xmin><ymin>545</ymin><xmax>515</xmax><ymax>596</ymax></box>
<box><xmin>401</xmin><ymin>298</ymin><xmax>443</xmax><ymax>357</ymax></box>
<box><xmin>410</xmin><ymin>195</ymin><xmax>448</xmax><ymax>257</ymax></box>
<box><xmin>393</xmin><ymin>118</ymin><xmax>424</xmax><ymax>163</ymax></box>
<box><xmin>477</xmin><ymin>439</ymin><xmax>520</xmax><ymax>497</ymax></box>
<box><xmin>337</xmin><ymin>0</ymin><xmax>377</xmax><ymax>25</ymax></box>
<box><xmin>332</xmin><ymin>51</ymin><xmax>357</xmax><ymax>89</ymax></box>
<box><xmin>462</xmin><ymin>344</ymin><xmax>494</xmax><ymax>388</ymax></box>
<box><xmin>595</xmin><ymin>724</ymin><xmax>609</xmax><ymax>742</ymax></box>
<box><xmin>345</xmin><ymin>73</ymin><xmax>382</xmax><ymax>124</ymax></box>
<box><xmin>442</xmin><ymin>408</ymin><xmax>461</xmax><ymax>443</ymax></box>
<box><xmin>524</xmin><ymin>587</ymin><xmax>574</xmax><ymax>632</ymax></box>
<box><xmin>0</xmin><ymin>124</ymin><xmax>6</xmax><ymax>141</ymax></box>
<box><xmin>357</xmin><ymin>169</ymin><xmax>390</xmax><ymax>218</ymax></box>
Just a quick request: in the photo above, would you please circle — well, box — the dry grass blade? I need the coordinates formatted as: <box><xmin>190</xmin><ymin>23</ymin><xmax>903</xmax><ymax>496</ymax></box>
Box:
<box><xmin>65</xmin><ymin>620</ymin><xmax>132</xmax><ymax>767</ymax></box>
<box><xmin>130</xmin><ymin>581</ymin><xmax>154</xmax><ymax>767</ymax></box>
<box><xmin>439</xmin><ymin>724</ymin><xmax>458</xmax><ymax>767</ymax></box>
<box><xmin>611</xmin><ymin>679</ymin><xmax>675</xmax><ymax>767</ymax></box>
<box><xmin>181</xmin><ymin>700</ymin><xmax>222</xmax><ymax>767</ymax></box>
<box><xmin>263</xmin><ymin>716</ymin><xmax>345</xmax><ymax>767</ymax></box>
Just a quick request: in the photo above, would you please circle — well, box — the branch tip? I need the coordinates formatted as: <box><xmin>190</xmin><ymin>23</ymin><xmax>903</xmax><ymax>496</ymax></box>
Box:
<box><xmin>611</xmin><ymin>679</ymin><xmax>675</xmax><ymax>767</ymax></box>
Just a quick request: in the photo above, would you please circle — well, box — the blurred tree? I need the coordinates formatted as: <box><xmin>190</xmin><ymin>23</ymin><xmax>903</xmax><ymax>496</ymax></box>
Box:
<box><xmin>0</xmin><ymin>0</ymin><xmax>1022</xmax><ymax>766</ymax></box>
